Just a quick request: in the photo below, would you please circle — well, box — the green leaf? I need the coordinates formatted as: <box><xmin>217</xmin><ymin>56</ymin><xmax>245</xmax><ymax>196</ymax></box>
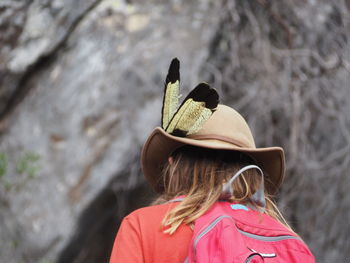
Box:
<box><xmin>16</xmin><ymin>152</ymin><xmax>41</xmax><ymax>177</ymax></box>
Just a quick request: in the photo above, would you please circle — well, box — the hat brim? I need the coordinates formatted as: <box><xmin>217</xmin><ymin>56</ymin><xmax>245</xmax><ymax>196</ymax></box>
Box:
<box><xmin>141</xmin><ymin>127</ymin><xmax>285</xmax><ymax>195</ymax></box>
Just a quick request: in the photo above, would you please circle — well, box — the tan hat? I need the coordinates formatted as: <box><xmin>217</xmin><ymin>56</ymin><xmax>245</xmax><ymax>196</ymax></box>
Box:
<box><xmin>141</xmin><ymin>104</ymin><xmax>285</xmax><ymax>195</ymax></box>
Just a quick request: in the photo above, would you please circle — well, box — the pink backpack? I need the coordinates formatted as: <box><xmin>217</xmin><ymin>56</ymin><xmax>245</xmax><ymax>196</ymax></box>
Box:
<box><xmin>183</xmin><ymin>165</ymin><xmax>316</xmax><ymax>263</ymax></box>
<box><xmin>185</xmin><ymin>201</ymin><xmax>315</xmax><ymax>263</ymax></box>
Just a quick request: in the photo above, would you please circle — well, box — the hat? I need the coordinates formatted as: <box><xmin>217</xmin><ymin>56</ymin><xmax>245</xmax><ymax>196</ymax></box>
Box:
<box><xmin>141</xmin><ymin>58</ymin><xmax>285</xmax><ymax>195</ymax></box>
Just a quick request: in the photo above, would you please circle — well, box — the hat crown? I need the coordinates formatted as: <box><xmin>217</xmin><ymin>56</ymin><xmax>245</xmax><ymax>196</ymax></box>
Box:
<box><xmin>188</xmin><ymin>104</ymin><xmax>256</xmax><ymax>148</ymax></box>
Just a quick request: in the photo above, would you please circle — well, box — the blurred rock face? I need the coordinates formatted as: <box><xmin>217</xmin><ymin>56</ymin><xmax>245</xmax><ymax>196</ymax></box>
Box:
<box><xmin>204</xmin><ymin>1</ymin><xmax>350</xmax><ymax>261</ymax></box>
<box><xmin>0</xmin><ymin>0</ymin><xmax>220</xmax><ymax>262</ymax></box>
<box><xmin>1</xmin><ymin>0</ymin><xmax>350</xmax><ymax>262</ymax></box>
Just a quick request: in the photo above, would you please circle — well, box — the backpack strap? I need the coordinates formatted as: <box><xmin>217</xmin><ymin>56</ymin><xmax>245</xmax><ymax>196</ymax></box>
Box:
<box><xmin>221</xmin><ymin>165</ymin><xmax>266</xmax><ymax>209</ymax></box>
<box><xmin>167</xmin><ymin>197</ymin><xmax>185</xmax><ymax>203</ymax></box>
<box><xmin>167</xmin><ymin>195</ymin><xmax>186</xmax><ymax>203</ymax></box>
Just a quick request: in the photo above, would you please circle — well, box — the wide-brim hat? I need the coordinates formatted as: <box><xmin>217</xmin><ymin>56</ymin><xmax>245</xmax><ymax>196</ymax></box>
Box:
<box><xmin>141</xmin><ymin>104</ymin><xmax>285</xmax><ymax>195</ymax></box>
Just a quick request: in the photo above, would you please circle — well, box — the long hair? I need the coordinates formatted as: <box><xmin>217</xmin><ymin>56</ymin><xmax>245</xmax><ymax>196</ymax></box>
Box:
<box><xmin>152</xmin><ymin>145</ymin><xmax>292</xmax><ymax>234</ymax></box>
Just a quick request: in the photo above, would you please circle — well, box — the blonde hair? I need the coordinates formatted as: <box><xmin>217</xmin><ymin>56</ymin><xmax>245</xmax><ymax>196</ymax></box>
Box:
<box><xmin>152</xmin><ymin>145</ymin><xmax>292</xmax><ymax>234</ymax></box>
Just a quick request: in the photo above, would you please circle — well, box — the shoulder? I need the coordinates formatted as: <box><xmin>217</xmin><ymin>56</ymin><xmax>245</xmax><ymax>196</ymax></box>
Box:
<box><xmin>115</xmin><ymin>202</ymin><xmax>191</xmax><ymax>263</ymax></box>
<box><xmin>120</xmin><ymin>202</ymin><xmax>180</xmax><ymax>240</ymax></box>
<box><xmin>125</xmin><ymin>202</ymin><xmax>176</xmax><ymax>223</ymax></box>
<box><xmin>123</xmin><ymin>202</ymin><xmax>178</xmax><ymax>227</ymax></box>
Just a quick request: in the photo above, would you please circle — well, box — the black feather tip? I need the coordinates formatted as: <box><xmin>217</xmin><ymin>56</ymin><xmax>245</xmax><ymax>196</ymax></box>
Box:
<box><xmin>166</xmin><ymin>58</ymin><xmax>180</xmax><ymax>84</ymax></box>
<box><xmin>181</xmin><ymin>83</ymin><xmax>219</xmax><ymax>110</ymax></box>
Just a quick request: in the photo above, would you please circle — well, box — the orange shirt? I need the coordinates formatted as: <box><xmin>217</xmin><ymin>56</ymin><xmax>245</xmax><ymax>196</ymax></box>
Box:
<box><xmin>109</xmin><ymin>202</ymin><xmax>193</xmax><ymax>263</ymax></box>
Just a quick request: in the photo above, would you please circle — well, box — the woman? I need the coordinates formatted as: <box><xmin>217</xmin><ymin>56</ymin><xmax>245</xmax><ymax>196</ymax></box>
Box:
<box><xmin>109</xmin><ymin>59</ymin><xmax>314</xmax><ymax>262</ymax></box>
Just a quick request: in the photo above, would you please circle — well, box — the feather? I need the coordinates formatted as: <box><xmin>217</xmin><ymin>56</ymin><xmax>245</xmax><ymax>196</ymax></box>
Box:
<box><xmin>161</xmin><ymin>58</ymin><xmax>180</xmax><ymax>129</ymax></box>
<box><xmin>165</xmin><ymin>83</ymin><xmax>219</xmax><ymax>136</ymax></box>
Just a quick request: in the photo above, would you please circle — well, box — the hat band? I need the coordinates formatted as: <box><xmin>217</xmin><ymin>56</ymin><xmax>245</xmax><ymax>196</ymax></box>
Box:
<box><xmin>187</xmin><ymin>134</ymin><xmax>252</xmax><ymax>148</ymax></box>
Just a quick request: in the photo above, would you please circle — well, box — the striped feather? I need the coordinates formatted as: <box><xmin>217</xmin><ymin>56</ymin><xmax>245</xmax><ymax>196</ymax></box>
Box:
<box><xmin>161</xmin><ymin>58</ymin><xmax>180</xmax><ymax>129</ymax></box>
<box><xmin>165</xmin><ymin>83</ymin><xmax>219</xmax><ymax>136</ymax></box>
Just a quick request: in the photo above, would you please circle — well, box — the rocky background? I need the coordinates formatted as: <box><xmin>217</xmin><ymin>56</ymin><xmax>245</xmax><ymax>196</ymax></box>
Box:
<box><xmin>0</xmin><ymin>0</ymin><xmax>349</xmax><ymax>262</ymax></box>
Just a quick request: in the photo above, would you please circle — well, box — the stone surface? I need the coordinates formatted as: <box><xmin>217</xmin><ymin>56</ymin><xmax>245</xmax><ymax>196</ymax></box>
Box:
<box><xmin>0</xmin><ymin>0</ymin><xmax>101</xmax><ymax>115</ymax></box>
<box><xmin>0</xmin><ymin>0</ymin><xmax>221</xmax><ymax>262</ymax></box>
<box><xmin>1</xmin><ymin>0</ymin><xmax>350</xmax><ymax>262</ymax></box>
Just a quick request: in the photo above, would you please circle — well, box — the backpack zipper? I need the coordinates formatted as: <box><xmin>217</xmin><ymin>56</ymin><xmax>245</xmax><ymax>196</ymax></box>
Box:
<box><xmin>245</xmin><ymin>253</ymin><xmax>264</xmax><ymax>263</ymax></box>
<box><xmin>238</xmin><ymin>228</ymin><xmax>301</xmax><ymax>242</ymax></box>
